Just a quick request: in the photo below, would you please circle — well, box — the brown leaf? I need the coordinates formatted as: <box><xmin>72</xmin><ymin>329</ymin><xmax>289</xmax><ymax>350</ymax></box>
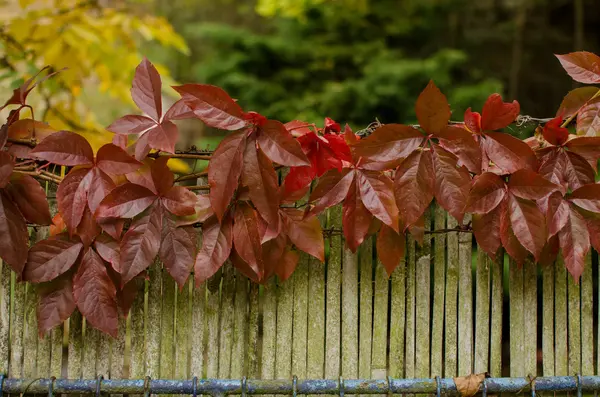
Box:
<box><xmin>453</xmin><ymin>373</ymin><xmax>486</xmax><ymax>397</ymax></box>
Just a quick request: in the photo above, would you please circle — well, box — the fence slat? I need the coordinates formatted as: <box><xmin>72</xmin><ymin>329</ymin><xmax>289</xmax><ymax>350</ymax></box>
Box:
<box><xmin>581</xmin><ymin>253</ymin><xmax>593</xmax><ymax>375</ymax></box>
<box><xmin>542</xmin><ymin>262</ymin><xmax>554</xmax><ymax>376</ymax></box>
<box><xmin>554</xmin><ymin>257</ymin><xmax>568</xmax><ymax>376</ymax></box>
<box><xmin>130</xmin><ymin>281</ymin><xmax>146</xmax><ymax>379</ymax></box>
<box><xmin>523</xmin><ymin>262</ymin><xmax>537</xmax><ymax>375</ymax></box>
<box><xmin>358</xmin><ymin>237</ymin><xmax>373</xmax><ymax>388</ymax></box>
<box><xmin>175</xmin><ymin>280</ymin><xmax>191</xmax><ymax>379</ymax></box>
<box><xmin>405</xmin><ymin>236</ymin><xmax>416</xmax><ymax>382</ymax></box>
<box><xmin>307</xmin><ymin>256</ymin><xmax>325</xmax><ymax>380</ymax></box>
<box><xmin>0</xmin><ymin>260</ymin><xmax>10</xmax><ymax>374</ymax></box>
<box><xmin>489</xmin><ymin>252</ymin><xmax>503</xmax><ymax>377</ymax></box>
<box><xmin>82</xmin><ymin>325</ymin><xmax>98</xmax><ymax>378</ymax></box>
<box><xmin>568</xmin><ymin>265</ymin><xmax>581</xmax><ymax>375</ymax></box>
<box><xmin>261</xmin><ymin>277</ymin><xmax>277</xmax><ymax>380</ymax></box>
<box><xmin>430</xmin><ymin>207</ymin><xmax>446</xmax><ymax>378</ymax></box>
<box><xmin>231</xmin><ymin>271</ymin><xmax>248</xmax><ymax>378</ymax></box>
<box><xmin>325</xmin><ymin>206</ymin><xmax>342</xmax><ymax>379</ymax></box>
<box><xmin>458</xmin><ymin>214</ymin><xmax>473</xmax><ymax>376</ymax></box>
<box><xmin>50</xmin><ymin>326</ymin><xmax>63</xmax><ymax>377</ymax></box>
<box><xmin>508</xmin><ymin>259</ymin><xmax>524</xmax><ymax>377</ymax></box>
<box><xmin>97</xmin><ymin>332</ymin><xmax>110</xmax><ymax>377</ymax></box>
<box><xmin>388</xmin><ymin>250</ymin><xmax>405</xmax><ymax>382</ymax></box>
<box><xmin>146</xmin><ymin>260</ymin><xmax>162</xmax><ymax>378</ymax></box>
<box><xmin>191</xmin><ymin>281</ymin><xmax>206</xmax><ymax>377</ymax></box>
<box><xmin>206</xmin><ymin>269</ymin><xmax>222</xmax><ymax>378</ymax></box>
<box><xmin>111</xmin><ymin>317</ymin><xmax>126</xmax><ymax>379</ymax></box>
<box><xmin>23</xmin><ymin>284</ymin><xmax>38</xmax><ymax>377</ymax></box>
<box><xmin>474</xmin><ymin>251</ymin><xmax>490</xmax><ymax>373</ymax></box>
<box><xmin>10</xmin><ymin>275</ymin><xmax>25</xmax><ymax>378</ymax></box>
<box><xmin>371</xmin><ymin>259</ymin><xmax>389</xmax><ymax>379</ymax></box>
<box><xmin>276</xmin><ymin>275</ymin><xmax>293</xmax><ymax>380</ymax></box>
<box><xmin>218</xmin><ymin>264</ymin><xmax>235</xmax><ymax>378</ymax></box>
<box><xmin>160</xmin><ymin>274</ymin><xmax>176</xmax><ymax>379</ymax></box>
<box><xmin>292</xmin><ymin>255</ymin><xmax>309</xmax><ymax>380</ymax></box>
<box><xmin>444</xmin><ymin>218</ymin><xmax>458</xmax><ymax>378</ymax></box>
<box><xmin>247</xmin><ymin>283</ymin><xmax>260</xmax><ymax>378</ymax></box>
<box><xmin>67</xmin><ymin>311</ymin><xmax>83</xmax><ymax>379</ymax></box>
<box><xmin>416</xmin><ymin>210</ymin><xmax>431</xmax><ymax>379</ymax></box>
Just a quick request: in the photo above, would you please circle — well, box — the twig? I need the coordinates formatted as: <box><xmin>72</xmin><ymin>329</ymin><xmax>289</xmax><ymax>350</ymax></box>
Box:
<box><xmin>7</xmin><ymin>137</ymin><xmax>37</xmax><ymax>147</ymax></box>
<box><xmin>14</xmin><ymin>170</ymin><xmax>61</xmax><ymax>184</ymax></box>
<box><xmin>185</xmin><ymin>185</ymin><xmax>210</xmax><ymax>191</ymax></box>
<box><xmin>148</xmin><ymin>152</ymin><xmax>212</xmax><ymax>161</ymax></box>
<box><xmin>175</xmin><ymin>170</ymin><xmax>208</xmax><ymax>182</ymax></box>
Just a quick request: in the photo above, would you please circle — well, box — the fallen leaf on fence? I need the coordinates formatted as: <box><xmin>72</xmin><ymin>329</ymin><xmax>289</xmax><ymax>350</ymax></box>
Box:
<box><xmin>453</xmin><ymin>373</ymin><xmax>486</xmax><ymax>397</ymax></box>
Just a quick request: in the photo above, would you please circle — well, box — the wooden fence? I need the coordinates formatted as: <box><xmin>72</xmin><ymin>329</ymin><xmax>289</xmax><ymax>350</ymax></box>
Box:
<box><xmin>0</xmin><ymin>203</ymin><xmax>596</xmax><ymax>383</ymax></box>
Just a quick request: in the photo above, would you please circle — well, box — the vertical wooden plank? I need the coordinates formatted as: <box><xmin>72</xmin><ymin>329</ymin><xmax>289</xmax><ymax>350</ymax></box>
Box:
<box><xmin>523</xmin><ymin>262</ymin><xmax>537</xmax><ymax>375</ymax></box>
<box><xmin>509</xmin><ymin>259</ymin><xmax>524</xmax><ymax>377</ymax></box>
<box><xmin>9</xmin><ymin>274</ymin><xmax>25</xmax><ymax>378</ymax></box>
<box><xmin>415</xmin><ymin>210</ymin><xmax>431</xmax><ymax>379</ymax></box>
<box><xmin>489</xmin><ymin>252</ymin><xmax>503</xmax><ymax>377</ymax></box>
<box><xmin>276</xmin><ymin>276</ymin><xmax>293</xmax><ymax>381</ymax></box>
<box><xmin>49</xmin><ymin>326</ymin><xmax>63</xmax><ymax>377</ymax></box>
<box><xmin>111</xmin><ymin>317</ymin><xmax>126</xmax><ymax>379</ymax></box>
<box><xmin>474</xmin><ymin>251</ymin><xmax>490</xmax><ymax>373</ymax></box>
<box><xmin>146</xmin><ymin>260</ymin><xmax>162</xmax><ymax>378</ymax></box>
<box><xmin>307</xmin><ymin>255</ymin><xmax>325</xmax><ymax>379</ymax></box>
<box><xmin>430</xmin><ymin>207</ymin><xmax>446</xmax><ymax>378</ymax></box>
<box><xmin>458</xmin><ymin>214</ymin><xmax>473</xmax><ymax>376</ymax></box>
<box><xmin>542</xmin><ymin>262</ymin><xmax>555</xmax><ymax>376</ymax></box>
<box><xmin>97</xmin><ymin>332</ymin><xmax>111</xmax><ymax>377</ymax></box>
<box><xmin>342</xmin><ymin>246</ymin><xmax>359</xmax><ymax>385</ymax></box>
<box><xmin>581</xmin><ymin>253</ymin><xmax>593</xmax><ymax>375</ymax></box>
<box><xmin>36</xmin><ymin>330</ymin><xmax>51</xmax><ymax>378</ymax></box>
<box><xmin>261</xmin><ymin>278</ymin><xmax>277</xmax><ymax>381</ymax></box>
<box><xmin>405</xmin><ymin>236</ymin><xmax>416</xmax><ymax>381</ymax></box>
<box><xmin>175</xmin><ymin>280</ymin><xmax>191</xmax><ymax>379</ymax></box>
<box><xmin>388</xmin><ymin>247</ymin><xmax>406</xmax><ymax>382</ymax></box>
<box><xmin>554</xmin><ymin>257</ymin><xmax>568</xmax><ymax>376</ymax></box>
<box><xmin>358</xmin><ymin>237</ymin><xmax>373</xmax><ymax>387</ymax></box>
<box><xmin>218</xmin><ymin>264</ymin><xmax>235</xmax><ymax>378</ymax></box>
<box><xmin>247</xmin><ymin>283</ymin><xmax>260</xmax><ymax>378</ymax></box>
<box><xmin>371</xmin><ymin>259</ymin><xmax>389</xmax><ymax>379</ymax></box>
<box><xmin>130</xmin><ymin>281</ymin><xmax>146</xmax><ymax>379</ymax></box>
<box><xmin>160</xmin><ymin>273</ymin><xmax>176</xmax><ymax>379</ymax></box>
<box><xmin>67</xmin><ymin>311</ymin><xmax>83</xmax><ymax>379</ymax></box>
<box><xmin>292</xmin><ymin>254</ymin><xmax>309</xmax><ymax>379</ymax></box>
<box><xmin>325</xmin><ymin>206</ymin><xmax>342</xmax><ymax>379</ymax></box>
<box><xmin>190</xmin><ymin>282</ymin><xmax>206</xmax><ymax>377</ymax></box>
<box><xmin>568</xmin><ymin>265</ymin><xmax>581</xmax><ymax>375</ymax></box>
<box><xmin>0</xmin><ymin>260</ymin><xmax>10</xmax><ymax>374</ymax></box>
<box><xmin>230</xmin><ymin>272</ymin><xmax>248</xmax><ymax>378</ymax></box>
<box><xmin>444</xmin><ymin>218</ymin><xmax>458</xmax><ymax>377</ymax></box>
<box><xmin>205</xmin><ymin>269</ymin><xmax>222</xmax><ymax>378</ymax></box>
<box><xmin>23</xmin><ymin>283</ymin><xmax>38</xmax><ymax>377</ymax></box>
<box><xmin>82</xmin><ymin>325</ymin><xmax>98</xmax><ymax>378</ymax></box>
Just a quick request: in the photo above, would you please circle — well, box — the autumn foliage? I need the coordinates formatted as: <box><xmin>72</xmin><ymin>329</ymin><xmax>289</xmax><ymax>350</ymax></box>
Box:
<box><xmin>2</xmin><ymin>51</ymin><xmax>600</xmax><ymax>337</ymax></box>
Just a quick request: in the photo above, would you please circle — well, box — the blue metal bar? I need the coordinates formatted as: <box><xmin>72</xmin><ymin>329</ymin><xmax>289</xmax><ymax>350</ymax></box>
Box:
<box><xmin>0</xmin><ymin>377</ymin><xmax>600</xmax><ymax>395</ymax></box>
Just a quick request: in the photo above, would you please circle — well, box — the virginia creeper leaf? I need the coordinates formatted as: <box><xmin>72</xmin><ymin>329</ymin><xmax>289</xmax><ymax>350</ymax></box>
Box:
<box><xmin>274</xmin><ymin>248</ymin><xmax>299</xmax><ymax>282</ymax></box>
<box><xmin>356</xmin><ymin>170</ymin><xmax>399</xmax><ymax>231</ymax></box>
<box><xmin>76</xmin><ymin>207</ymin><xmax>100</xmax><ymax>247</ymax></box>
<box><xmin>483</xmin><ymin>132</ymin><xmax>537</xmax><ymax>173</ymax></box>
<box><xmin>351</xmin><ymin>124</ymin><xmax>423</xmax><ymax>162</ymax></box>
<box><xmin>508</xmin><ymin>169</ymin><xmax>559</xmax><ymax>200</ymax></box>
<box><xmin>37</xmin><ymin>278</ymin><xmax>75</xmax><ymax>337</ymax></box>
<box><xmin>308</xmin><ymin>168</ymin><xmax>355</xmax><ymax>216</ymax></box>
<box><xmin>472</xmin><ymin>201</ymin><xmax>503</xmax><ymax>260</ymax></box>
<box><xmin>106</xmin><ymin>115</ymin><xmax>155</xmax><ymax>135</ymax></box>
<box><xmin>538</xmin><ymin>148</ymin><xmax>568</xmax><ymax>194</ymax></box>
<box><xmin>145</xmin><ymin>121</ymin><xmax>178</xmax><ymax>154</ymax></box>
<box><xmin>23</xmin><ymin>235</ymin><xmax>83</xmax><ymax>283</ymax></box>
<box><xmin>30</xmin><ymin>131</ymin><xmax>94</xmax><ymax>166</ymax></box>
<box><xmin>5</xmin><ymin>174</ymin><xmax>52</xmax><ymax>225</ymax></box>
<box><xmin>96</xmin><ymin>183</ymin><xmax>157</xmax><ymax>219</ymax></box>
<box><xmin>546</xmin><ymin>191</ymin><xmax>570</xmax><ymax>238</ymax></box>
<box><xmin>481</xmin><ymin>94</ymin><xmax>520</xmax><ymax>131</ymax></box>
<box><xmin>57</xmin><ymin>168</ymin><xmax>91</xmax><ymax>233</ymax></box>
<box><xmin>195</xmin><ymin>214</ymin><xmax>233</xmax><ymax>286</ymax></box>
<box><xmin>576</xmin><ymin>100</ymin><xmax>600</xmax><ymax>136</ymax></box>
<box><xmin>376</xmin><ymin>224</ymin><xmax>406</xmax><ymax>276</ymax></box>
<box><xmin>556</xmin><ymin>52</ymin><xmax>600</xmax><ymax>84</ymax></box>
<box><xmin>161</xmin><ymin>186</ymin><xmax>197</xmax><ymax>216</ymax></box>
<box><xmin>164</xmin><ymin>98</ymin><xmax>195</xmax><ymax>121</ymax></box>
<box><xmin>159</xmin><ymin>216</ymin><xmax>196</xmax><ymax>288</ymax></box>
<box><xmin>282</xmin><ymin>208</ymin><xmax>324</xmax><ymax>261</ymax></box>
<box><xmin>96</xmin><ymin>144</ymin><xmax>142</xmax><ymax>175</ymax></box>
<box><xmin>432</xmin><ymin>145</ymin><xmax>470</xmax><ymax>223</ymax></box>
<box><xmin>131</xmin><ymin>58</ymin><xmax>163</xmax><ymax>121</ymax></box>
<box><xmin>262</xmin><ymin>233</ymin><xmax>286</xmax><ymax>281</ymax></box>
<box><xmin>500</xmin><ymin>199</ymin><xmax>529</xmax><ymax>265</ymax></box>
<box><xmin>343</xmin><ymin>179</ymin><xmax>373</xmax><ymax>253</ymax></box>
<box><xmin>557</xmin><ymin>86</ymin><xmax>599</xmax><ymax>117</ymax></box>
<box><xmin>415</xmin><ymin>80</ymin><xmax>450</xmax><ymax>134</ymax></box>
<box><xmin>565</xmin><ymin>137</ymin><xmax>600</xmax><ymax>170</ymax></box>
<box><xmin>569</xmin><ymin>183</ymin><xmax>600</xmax><ymax>213</ymax></box>
<box><xmin>435</xmin><ymin>126</ymin><xmax>482</xmax><ymax>174</ymax></box>
<box><xmin>0</xmin><ymin>151</ymin><xmax>14</xmax><ymax>188</ymax></box>
<box><xmin>563</xmin><ymin>150</ymin><xmax>595</xmax><ymax>191</ymax></box>
<box><xmin>94</xmin><ymin>234</ymin><xmax>120</xmax><ymax>271</ymax></box>
<box><xmin>465</xmin><ymin>172</ymin><xmax>506</xmax><ymax>214</ymax></box>
<box><xmin>394</xmin><ymin>149</ymin><xmax>434</xmax><ymax>229</ymax></box>
<box><xmin>175</xmin><ymin>194</ymin><xmax>214</xmax><ymax>227</ymax></box>
<box><xmin>558</xmin><ymin>206</ymin><xmax>590</xmax><ymax>281</ymax></box>
<box><xmin>233</xmin><ymin>202</ymin><xmax>264</xmax><ymax>279</ymax></box>
<box><xmin>542</xmin><ymin>117</ymin><xmax>570</xmax><ymax>146</ymax></box>
<box><xmin>507</xmin><ymin>193</ymin><xmax>547</xmax><ymax>261</ymax></box>
<box><xmin>87</xmin><ymin>168</ymin><xmax>116</xmax><ymax>215</ymax></box>
<box><xmin>257</xmin><ymin>120</ymin><xmax>310</xmax><ymax>166</ymax></box>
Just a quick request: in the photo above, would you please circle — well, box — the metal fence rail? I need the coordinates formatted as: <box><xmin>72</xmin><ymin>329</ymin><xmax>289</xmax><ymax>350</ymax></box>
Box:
<box><xmin>0</xmin><ymin>376</ymin><xmax>598</xmax><ymax>396</ymax></box>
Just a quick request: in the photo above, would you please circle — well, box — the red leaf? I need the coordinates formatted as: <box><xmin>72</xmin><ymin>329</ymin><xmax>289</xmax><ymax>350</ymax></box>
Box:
<box><xmin>282</xmin><ymin>208</ymin><xmax>324</xmax><ymax>261</ymax></box>
<box><xmin>57</xmin><ymin>168</ymin><xmax>92</xmax><ymax>233</ymax></box>
<box><xmin>557</xmin><ymin>87</ymin><xmax>599</xmax><ymax>118</ymax></box>
<box><xmin>538</xmin><ymin>148</ymin><xmax>569</xmax><ymax>194</ymax></box>
<box><xmin>150</xmin><ymin>156</ymin><xmax>174</xmax><ymax>195</ymax></box>
<box><xmin>408</xmin><ymin>213</ymin><xmax>425</xmax><ymax>245</ymax></box>
<box><xmin>173</xmin><ymin>84</ymin><xmax>246</xmax><ymax>130</ymax></box>
<box><xmin>37</xmin><ymin>277</ymin><xmax>76</xmax><ymax>336</ymax></box>
<box><xmin>308</xmin><ymin>168</ymin><xmax>355</xmax><ymax>216</ymax></box>
<box><xmin>117</xmin><ymin>277</ymin><xmax>141</xmax><ymax>316</ymax></box>
<box><xmin>195</xmin><ymin>215</ymin><xmax>233</xmax><ymax>285</ymax></box>
<box><xmin>208</xmin><ymin>130</ymin><xmax>247</xmax><ymax>221</ymax></box>
<box><xmin>119</xmin><ymin>205</ymin><xmax>162</xmax><ymax>285</ymax></box>
<box><xmin>576</xmin><ymin>101</ymin><xmax>600</xmax><ymax>136</ymax></box>
<box><xmin>94</xmin><ymin>234</ymin><xmax>120</xmax><ymax>270</ymax></box>
<box><xmin>77</xmin><ymin>207</ymin><xmax>100</xmax><ymax>247</ymax></box>
<box><xmin>558</xmin><ymin>206</ymin><xmax>590</xmax><ymax>281</ymax></box>
<box><xmin>481</xmin><ymin>94</ymin><xmax>520</xmax><ymax>131</ymax></box>
<box><xmin>569</xmin><ymin>183</ymin><xmax>600</xmax><ymax>213</ymax></box>
<box><xmin>583</xmin><ymin>212</ymin><xmax>600</xmax><ymax>252</ymax></box>
<box><xmin>233</xmin><ymin>202</ymin><xmax>264</xmax><ymax>279</ymax></box>
<box><xmin>261</xmin><ymin>233</ymin><xmax>286</xmax><ymax>281</ymax></box>
<box><xmin>50</xmin><ymin>213</ymin><xmax>67</xmax><ymax>236</ymax></box>
<box><xmin>432</xmin><ymin>145</ymin><xmax>470</xmax><ymax>223</ymax></box>
<box><xmin>161</xmin><ymin>186</ymin><xmax>197</xmax><ymax>216</ymax></box>
<box><xmin>507</xmin><ymin>193</ymin><xmax>547</xmax><ymax>261</ymax></box>
<box><xmin>356</xmin><ymin>169</ymin><xmax>399</xmax><ymax>231</ymax></box>
<box><xmin>464</xmin><ymin>109</ymin><xmax>482</xmax><ymax>133</ymax></box>
<box><xmin>96</xmin><ymin>183</ymin><xmax>157</xmax><ymax>219</ymax></box>
<box><xmin>376</xmin><ymin>224</ymin><xmax>406</xmax><ymax>276</ymax></box>
<box><xmin>415</xmin><ymin>80</ymin><xmax>450</xmax><ymax>134</ymax></box>
<box><xmin>97</xmin><ymin>219</ymin><xmax>124</xmax><ymax>241</ymax></box>
<box><xmin>30</xmin><ymin>131</ymin><xmax>94</xmax><ymax>166</ymax></box>
<box><xmin>106</xmin><ymin>115</ymin><xmax>156</xmax><ymax>135</ymax></box>
<box><xmin>435</xmin><ymin>126</ymin><xmax>482</xmax><ymax>174</ymax></box>
<box><xmin>483</xmin><ymin>132</ymin><xmax>537</xmax><ymax>173</ymax></box>
<box><xmin>5</xmin><ymin>174</ymin><xmax>52</xmax><ymax>224</ymax></box>
<box><xmin>542</xmin><ymin>117</ymin><xmax>570</xmax><ymax>146</ymax></box>
<box><xmin>547</xmin><ymin>191</ymin><xmax>570</xmax><ymax>238</ymax></box>
<box><xmin>73</xmin><ymin>248</ymin><xmax>118</xmax><ymax>337</ymax></box>
<box><xmin>274</xmin><ymin>248</ymin><xmax>299</xmax><ymax>282</ymax></box>
<box><xmin>0</xmin><ymin>192</ymin><xmax>28</xmax><ymax>272</ymax></box>
<box><xmin>343</xmin><ymin>178</ymin><xmax>373</xmax><ymax>252</ymax></box>
<box><xmin>0</xmin><ymin>151</ymin><xmax>14</xmax><ymax>188</ymax></box>
<box><xmin>113</xmin><ymin>132</ymin><xmax>128</xmax><ymax>150</ymax></box>
<box><xmin>283</xmin><ymin>166</ymin><xmax>316</xmax><ymax>196</ymax></box>
<box><xmin>473</xmin><ymin>201</ymin><xmax>503</xmax><ymax>260</ymax></box>
<box><xmin>175</xmin><ymin>194</ymin><xmax>214</xmax><ymax>227</ymax></box>
<box><xmin>257</xmin><ymin>120</ymin><xmax>310</xmax><ymax>166</ymax></box>
<box><xmin>96</xmin><ymin>144</ymin><xmax>142</xmax><ymax>175</ymax></box>
<box><xmin>1</xmin><ymin>66</ymin><xmax>60</xmax><ymax>109</ymax></box>
<box><xmin>555</xmin><ymin>52</ymin><xmax>600</xmax><ymax>84</ymax></box>
<box><xmin>394</xmin><ymin>150</ymin><xmax>434</xmax><ymax>229</ymax></box>
<box><xmin>508</xmin><ymin>169</ymin><xmax>559</xmax><ymax>200</ymax></box>
<box><xmin>23</xmin><ymin>235</ymin><xmax>83</xmax><ymax>283</ymax></box>
<box><xmin>499</xmin><ymin>200</ymin><xmax>529</xmax><ymax>265</ymax></box>
<box><xmin>563</xmin><ymin>151</ymin><xmax>595</xmax><ymax>191</ymax></box>
<box><xmin>351</xmin><ymin>124</ymin><xmax>424</xmax><ymax>162</ymax></box>
<box><xmin>159</xmin><ymin>217</ymin><xmax>196</xmax><ymax>288</ymax></box>
<box><xmin>465</xmin><ymin>172</ymin><xmax>506</xmax><ymax>214</ymax></box>
<box><xmin>565</xmin><ymin>137</ymin><xmax>600</xmax><ymax>170</ymax></box>
<box><xmin>164</xmin><ymin>98</ymin><xmax>195</xmax><ymax>121</ymax></box>
<box><xmin>87</xmin><ymin>168</ymin><xmax>116</xmax><ymax>215</ymax></box>
<box><xmin>284</xmin><ymin>120</ymin><xmax>313</xmax><ymax>137</ymax></box>
<box><xmin>145</xmin><ymin>121</ymin><xmax>178</xmax><ymax>154</ymax></box>
<box><xmin>241</xmin><ymin>138</ymin><xmax>280</xmax><ymax>230</ymax></box>
<box><xmin>131</xmin><ymin>58</ymin><xmax>163</xmax><ymax>121</ymax></box>
<box><xmin>133</xmin><ymin>132</ymin><xmax>152</xmax><ymax>161</ymax></box>
<box><xmin>539</xmin><ymin>235</ymin><xmax>560</xmax><ymax>267</ymax></box>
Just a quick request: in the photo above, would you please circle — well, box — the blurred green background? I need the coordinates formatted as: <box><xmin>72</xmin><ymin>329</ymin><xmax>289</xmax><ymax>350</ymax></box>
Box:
<box><xmin>1</xmin><ymin>0</ymin><xmax>598</xmax><ymax>158</ymax></box>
